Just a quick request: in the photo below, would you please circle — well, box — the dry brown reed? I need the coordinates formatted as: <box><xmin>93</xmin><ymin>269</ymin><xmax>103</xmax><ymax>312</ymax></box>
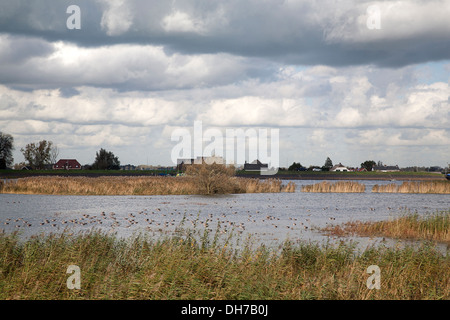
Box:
<box><xmin>372</xmin><ymin>181</ymin><xmax>450</xmax><ymax>194</ymax></box>
<box><xmin>301</xmin><ymin>181</ymin><xmax>366</xmax><ymax>193</ymax></box>
<box><xmin>281</xmin><ymin>181</ymin><xmax>296</xmax><ymax>193</ymax></box>
<box><xmin>0</xmin><ymin>176</ymin><xmax>295</xmax><ymax>196</ymax></box>
<box><xmin>322</xmin><ymin>211</ymin><xmax>450</xmax><ymax>244</ymax></box>
<box><xmin>238</xmin><ymin>178</ymin><xmax>295</xmax><ymax>193</ymax></box>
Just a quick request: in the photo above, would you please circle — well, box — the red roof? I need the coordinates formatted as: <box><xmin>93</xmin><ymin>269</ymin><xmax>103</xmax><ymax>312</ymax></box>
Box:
<box><xmin>53</xmin><ymin>159</ymin><xmax>81</xmax><ymax>169</ymax></box>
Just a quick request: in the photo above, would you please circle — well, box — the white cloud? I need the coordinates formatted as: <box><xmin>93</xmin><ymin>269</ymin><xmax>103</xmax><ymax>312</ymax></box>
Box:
<box><xmin>308</xmin><ymin>129</ymin><xmax>328</xmax><ymax>148</ymax></box>
<box><xmin>198</xmin><ymin>96</ymin><xmax>315</xmax><ymax>127</ymax></box>
<box><xmin>99</xmin><ymin>0</ymin><xmax>134</xmax><ymax>36</ymax></box>
<box><xmin>0</xmin><ymin>39</ymin><xmax>255</xmax><ymax>91</ymax></box>
<box><xmin>162</xmin><ymin>10</ymin><xmax>204</xmax><ymax>33</ymax></box>
<box><xmin>323</xmin><ymin>1</ymin><xmax>450</xmax><ymax>44</ymax></box>
<box><xmin>346</xmin><ymin>128</ymin><xmax>450</xmax><ymax>147</ymax></box>
<box><xmin>2</xmin><ymin>64</ymin><xmax>449</xmax><ymax>132</ymax></box>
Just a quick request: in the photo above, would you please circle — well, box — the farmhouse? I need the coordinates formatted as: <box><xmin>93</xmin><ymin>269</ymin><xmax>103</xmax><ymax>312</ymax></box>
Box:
<box><xmin>244</xmin><ymin>159</ymin><xmax>269</xmax><ymax>171</ymax></box>
<box><xmin>120</xmin><ymin>164</ymin><xmax>137</xmax><ymax>170</ymax></box>
<box><xmin>177</xmin><ymin>156</ymin><xmax>225</xmax><ymax>171</ymax></box>
<box><xmin>53</xmin><ymin>159</ymin><xmax>82</xmax><ymax>170</ymax></box>
<box><xmin>330</xmin><ymin>163</ymin><xmax>349</xmax><ymax>172</ymax></box>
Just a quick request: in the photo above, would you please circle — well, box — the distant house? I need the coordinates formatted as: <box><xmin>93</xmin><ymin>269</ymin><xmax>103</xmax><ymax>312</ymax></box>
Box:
<box><xmin>330</xmin><ymin>163</ymin><xmax>349</xmax><ymax>172</ymax></box>
<box><xmin>244</xmin><ymin>160</ymin><xmax>269</xmax><ymax>172</ymax></box>
<box><xmin>120</xmin><ymin>164</ymin><xmax>136</xmax><ymax>171</ymax></box>
<box><xmin>373</xmin><ymin>165</ymin><xmax>400</xmax><ymax>172</ymax></box>
<box><xmin>53</xmin><ymin>159</ymin><xmax>82</xmax><ymax>170</ymax></box>
<box><xmin>177</xmin><ymin>156</ymin><xmax>225</xmax><ymax>171</ymax></box>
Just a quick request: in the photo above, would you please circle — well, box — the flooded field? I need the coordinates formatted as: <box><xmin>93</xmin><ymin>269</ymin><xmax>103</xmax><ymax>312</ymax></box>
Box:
<box><xmin>1</xmin><ymin>180</ymin><xmax>449</xmax><ymax>251</ymax></box>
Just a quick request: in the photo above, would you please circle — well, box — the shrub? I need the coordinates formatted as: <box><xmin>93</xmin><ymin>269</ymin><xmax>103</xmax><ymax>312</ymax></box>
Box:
<box><xmin>185</xmin><ymin>163</ymin><xmax>240</xmax><ymax>194</ymax></box>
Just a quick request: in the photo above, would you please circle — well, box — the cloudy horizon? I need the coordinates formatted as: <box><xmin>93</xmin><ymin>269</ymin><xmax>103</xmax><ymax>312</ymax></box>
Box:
<box><xmin>1</xmin><ymin>0</ymin><xmax>449</xmax><ymax>168</ymax></box>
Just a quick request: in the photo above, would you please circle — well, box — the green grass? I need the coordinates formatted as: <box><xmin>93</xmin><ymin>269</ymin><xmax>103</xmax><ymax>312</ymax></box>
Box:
<box><xmin>0</xmin><ymin>225</ymin><xmax>448</xmax><ymax>300</ymax></box>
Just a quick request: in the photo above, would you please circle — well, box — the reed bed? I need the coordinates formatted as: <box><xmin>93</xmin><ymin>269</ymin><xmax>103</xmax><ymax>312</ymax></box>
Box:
<box><xmin>240</xmin><ymin>179</ymin><xmax>296</xmax><ymax>193</ymax></box>
<box><xmin>0</xmin><ymin>176</ymin><xmax>295</xmax><ymax>196</ymax></box>
<box><xmin>372</xmin><ymin>181</ymin><xmax>450</xmax><ymax>194</ymax></box>
<box><xmin>301</xmin><ymin>181</ymin><xmax>366</xmax><ymax>193</ymax></box>
<box><xmin>322</xmin><ymin>210</ymin><xmax>450</xmax><ymax>244</ymax></box>
<box><xmin>0</xmin><ymin>225</ymin><xmax>448</xmax><ymax>300</ymax></box>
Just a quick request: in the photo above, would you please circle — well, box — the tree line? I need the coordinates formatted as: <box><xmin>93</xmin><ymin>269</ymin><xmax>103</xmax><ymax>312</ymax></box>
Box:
<box><xmin>286</xmin><ymin>157</ymin><xmax>381</xmax><ymax>172</ymax></box>
<box><xmin>0</xmin><ymin>132</ymin><xmax>120</xmax><ymax>170</ymax></box>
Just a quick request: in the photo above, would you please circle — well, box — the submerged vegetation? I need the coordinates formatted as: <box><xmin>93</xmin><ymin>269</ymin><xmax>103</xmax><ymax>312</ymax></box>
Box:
<box><xmin>372</xmin><ymin>181</ymin><xmax>450</xmax><ymax>194</ymax></box>
<box><xmin>0</xmin><ymin>163</ymin><xmax>291</xmax><ymax>195</ymax></box>
<box><xmin>0</xmin><ymin>175</ymin><xmax>295</xmax><ymax>196</ymax></box>
<box><xmin>185</xmin><ymin>162</ymin><xmax>295</xmax><ymax>195</ymax></box>
<box><xmin>302</xmin><ymin>180</ymin><xmax>449</xmax><ymax>194</ymax></box>
<box><xmin>301</xmin><ymin>181</ymin><xmax>366</xmax><ymax>193</ymax></box>
<box><xmin>321</xmin><ymin>210</ymin><xmax>450</xmax><ymax>244</ymax></box>
<box><xmin>0</xmin><ymin>163</ymin><xmax>296</xmax><ymax>196</ymax></box>
<box><xmin>0</xmin><ymin>225</ymin><xmax>448</xmax><ymax>300</ymax></box>
<box><xmin>4</xmin><ymin>178</ymin><xmax>449</xmax><ymax>195</ymax></box>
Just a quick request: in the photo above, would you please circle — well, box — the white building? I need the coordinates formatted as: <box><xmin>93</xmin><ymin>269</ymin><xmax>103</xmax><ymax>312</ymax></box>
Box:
<box><xmin>330</xmin><ymin>163</ymin><xmax>349</xmax><ymax>172</ymax></box>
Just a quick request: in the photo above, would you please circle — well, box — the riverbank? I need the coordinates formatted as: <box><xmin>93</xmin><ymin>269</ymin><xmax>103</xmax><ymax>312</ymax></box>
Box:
<box><xmin>0</xmin><ymin>169</ymin><xmax>445</xmax><ymax>181</ymax></box>
<box><xmin>237</xmin><ymin>171</ymin><xmax>447</xmax><ymax>181</ymax></box>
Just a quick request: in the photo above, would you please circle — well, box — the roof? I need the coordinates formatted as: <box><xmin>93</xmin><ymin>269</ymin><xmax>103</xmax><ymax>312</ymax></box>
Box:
<box><xmin>244</xmin><ymin>159</ymin><xmax>268</xmax><ymax>171</ymax></box>
<box><xmin>54</xmin><ymin>159</ymin><xmax>81</xmax><ymax>169</ymax></box>
<box><xmin>177</xmin><ymin>156</ymin><xmax>225</xmax><ymax>165</ymax></box>
<box><xmin>330</xmin><ymin>163</ymin><xmax>347</xmax><ymax>171</ymax></box>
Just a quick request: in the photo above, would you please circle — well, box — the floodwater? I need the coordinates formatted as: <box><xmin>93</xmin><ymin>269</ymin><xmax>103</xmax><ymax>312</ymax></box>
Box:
<box><xmin>0</xmin><ymin>180</ymin><xmax>449</xmax><ymax>252</ymax></box>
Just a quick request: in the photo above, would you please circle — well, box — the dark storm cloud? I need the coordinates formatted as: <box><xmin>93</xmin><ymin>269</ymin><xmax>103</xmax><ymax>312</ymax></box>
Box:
<box><xmin>0</xmin><ymin>35</ymin><xmax>53</xmax><ymax>64</ymax></box>
<box><xmin>59</xmin><ymin>87</ymin><xmax>81</xmax><ymax>98</ymax></box>
<box><xmin>1</xmin><ymin>0</ymin><xmax>450</xmax><ymax>68</ymax></box>
<box><xmin>0</xmin><ymin>1</ymin><xmax>104</xmax><ymax>42</ymax></box>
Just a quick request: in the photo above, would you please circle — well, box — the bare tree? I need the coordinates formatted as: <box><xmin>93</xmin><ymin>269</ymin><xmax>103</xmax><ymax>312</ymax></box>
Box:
<box><xmin>21</xmin><ymin>140</ymin><xmax>56</xmax><ymax>169</ymax></box>
<box><xmin>50</xmin><ymin>145</ymin><xmax>60</xmax><ymax>165</ymax></box>
<box><xmin>185</xmin><ymin>162</ymin><xmax>237</xmax><ymax>194</ymax></box>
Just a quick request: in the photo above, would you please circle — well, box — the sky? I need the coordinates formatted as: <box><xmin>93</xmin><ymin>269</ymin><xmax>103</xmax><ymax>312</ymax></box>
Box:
<box><xmin>1</xmin><ymin>0</ymin><xmax>449</xmax><ymax>168</ymax></box>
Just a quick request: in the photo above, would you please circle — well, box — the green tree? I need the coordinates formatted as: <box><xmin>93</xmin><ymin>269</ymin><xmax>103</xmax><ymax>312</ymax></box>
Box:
<box><xmin>0</xmin><ymin>132</ymin><xmax>14</xmax><ymax>169</ymax></box>
<box><xmin>323</xmin><ymin>157</ymin><xmax>333</xmax><ymax>170</ymax></box>
<box><xmin>288</xmin><ymin>162</ymin><xmax>303</xmax><ymax>171</ymax></box>
<box><xmin>92</xmin><ymin>148</ymin><xmax>120</xmax><ymax>170</ymax></box>
<box><xmin>21</xmin><ymin>140</ymin><xmax>55</xmax><ymax>169</ymax></box>
<box><xmin>361</xmin><ymin>160</ymin><xmax>376</xmax><ymax>171</ymax></box>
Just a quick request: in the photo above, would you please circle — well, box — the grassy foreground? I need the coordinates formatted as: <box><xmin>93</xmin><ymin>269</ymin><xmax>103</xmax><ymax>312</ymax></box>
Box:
<box><xmin>0</xmin><ymin>226</ymin><xmax>448</xmax><ymax>300</ymax></box>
